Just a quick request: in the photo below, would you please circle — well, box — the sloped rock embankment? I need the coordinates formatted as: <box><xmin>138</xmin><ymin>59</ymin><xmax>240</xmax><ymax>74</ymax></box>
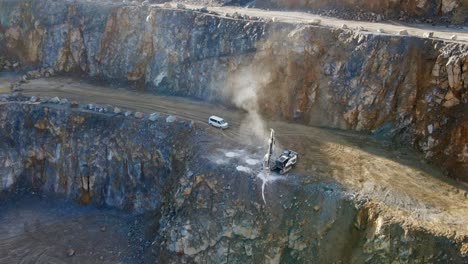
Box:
<box><xmin>0</xmin><ymin>98</ymin><xmax>466</xmax><ymax>263</ymax></box>
<box><xmin>0</xmin><ymin>0</ymin><xmax>466</xmax><ymax>180</ymax></box>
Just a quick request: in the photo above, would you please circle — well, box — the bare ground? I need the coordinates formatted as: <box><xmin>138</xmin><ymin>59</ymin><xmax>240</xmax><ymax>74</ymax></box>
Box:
<box><xmin>0</xmin><ymin>195</ymin><xmax>151</xmax><ymax>263</ymax></box>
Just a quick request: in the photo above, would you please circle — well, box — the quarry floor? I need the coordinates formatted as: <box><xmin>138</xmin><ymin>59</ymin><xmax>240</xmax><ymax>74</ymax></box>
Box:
<box><xmin>160</xmin><ymin>3</ymin><xmax>468</xmax><ymax>43</ymax></box>
<box><xmin>1</xmin><ymin>75</ymin><xmax>466</xmax><ymax>240</ymax></box>
<box><xmin>0</xmin><ymin>194</ymin><xmax>154</xmax><ymax>263</ymax></box>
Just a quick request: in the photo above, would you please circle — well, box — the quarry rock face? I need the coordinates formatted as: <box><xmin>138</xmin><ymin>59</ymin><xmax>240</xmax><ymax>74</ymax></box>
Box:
<box><xmin>0</xmin><ymin>101</ymin><xmax>197</xmax><ymax>212</ymax></box>
<box><xmin>253</xmin><ymin>0</ymin><xmax>467</xmax><ymax>24</ymax></box>
<box><xmin>1</xmin><ymin>0</ymin><xmax>466</xmax><ymax>180</ymax></box>
<box><xmin>0</xmin><ymin>100</ymin><xmax>466</xmax><ymax>263</ymax></box>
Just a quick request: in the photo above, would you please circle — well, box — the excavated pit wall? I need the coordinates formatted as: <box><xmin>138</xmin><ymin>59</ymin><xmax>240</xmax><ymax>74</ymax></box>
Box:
<box><xmin>253</xmin><ymin>0</ymin><xmax>468</xmax><ymax>24</ymax></box>
<box><xmin>0</xmin><ymin>99</ymin><xmax>466</xmax><ymax>263</ymax></box>
<box><xmin>0</xmin><ymin>0</ymin><xmax>467</xmax><ymax>181</ymax></box>
<box><xmin>0</xmin><ymin>100</ymin><xmax>196</xmax><ymax>212</ymax></box>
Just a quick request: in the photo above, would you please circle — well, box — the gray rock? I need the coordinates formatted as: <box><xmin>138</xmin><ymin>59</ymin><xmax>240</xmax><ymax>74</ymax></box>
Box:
<box><xmin>423</xmin><ymin>32</ymin><xmax>434</xmax><ymax>38</ymax></box>
<box><xmin>166</xmin><ymin>115</ymin><xmax>177</xmax><ymax>123</ymax></box>
<box><xmin>149</xmin><ymin>112</ymin><xmax>159</xmax><ymax>121</ymax></box>
<box><xmin>67</xmin><ymin>249</ymin><xmax>75</xmax><ymax>257</ymax></box>
<box><xmin>399</xmin><ymin>29</ymin><xmax>409</xmax><ymax>35</ymax></box>
<box><xmin>30</xmin><ymin>96</ymin><xmax>38</xmax><ymax>102</ymax></box>
<box><xmin>308</xmin><ymin>19</ymin><xmax>321</xmax><ymax>25</ymax></box>
<box><xmin>357</xmin><ymin>26</ymin><xmax>366</xmax><ymax>31</ymax></box>
<box><xmin>114</xmin><ymin>107</ymin><xmax>122</xmax><ymax>114</ymax></box>
<box><xmin>134</xmin><ymin>112</ymin><xmax>144</xmax><ymax>119</ymax></box>
<box><xmin>49</xmin><ymin>97</ymin><xmax>61</xmax><ymax>104</ymax></box>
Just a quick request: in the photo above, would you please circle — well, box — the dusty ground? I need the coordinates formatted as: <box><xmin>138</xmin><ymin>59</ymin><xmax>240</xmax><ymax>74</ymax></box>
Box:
<box><xmin>159</xmin><ymin>3</ymin><xmax>468</xmax><ymax>43</ymax></box>
<box><xmin>0</xmin><ymin>194</ymin><xmax>153</xmax><ymax>263</ymax></box>
<box><xmin>3</xmin><ymin>75</ymin><xmax>465</xmax><ymax>241</ymax></box>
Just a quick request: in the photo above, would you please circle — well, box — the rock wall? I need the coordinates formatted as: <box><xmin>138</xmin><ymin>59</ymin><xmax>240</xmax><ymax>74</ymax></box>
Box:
<box><xmin>253</xmin><ymin>0</ymin><xmax>467</xmax><ymax>24</ymax></box>
<box><xmin>0</xmin><ymin>100</ymin><xmax>465</xmax><ymax>263</ymax></box>
<box><xmin>177</xmin><ymin>0</ymin><xmax>467</xmax><ymax>24</ymax></box>
<box><xmin>0</xmin><ymin>100</ymin><xmax>196</xmax><ymax>212</ymax></box>
<box><xmin>0</xmin><ymin>0</ymin><xmax>466</xmax><ymax>180</ymax></box>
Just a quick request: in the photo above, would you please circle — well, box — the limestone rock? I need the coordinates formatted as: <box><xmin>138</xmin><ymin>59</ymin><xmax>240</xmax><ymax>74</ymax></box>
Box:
<box><xmin>149</xmin><ymin>112</ymin><xmax>159</xmax><ymax>121</ymax></box>
<box><xmin>399</xmin><ymin>30</ymin><xmax>409</xmax><ymax>35</ymax></box>
<box><xmin>423</xmin><ymin>32</ymin><xmax>434</xmax><ymax>38</ymax></box>
<box><xmin>166</xmin><ymin>115</ymin><xmax>177</xmax><ymax>123</ymax></box>
<box><xmin>134</xmin><ymin>112</ymin><xmax>144</xmax><ymax>119</ymax></box>
<box><xmin>308</xmin><ymin>19</ymin><xmax>321</xmax><ymax>25</ymax></box>
<box><xmin>49</xmin><ymin>97</ymin><xmax>60</xmax><ymax>104</ymax></box>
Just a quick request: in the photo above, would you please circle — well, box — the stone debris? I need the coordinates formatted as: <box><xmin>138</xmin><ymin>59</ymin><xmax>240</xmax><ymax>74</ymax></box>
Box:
<box><xmin>341</xmin><ymin>24</ymin><xmax>348</xmax><ymax>29</ymax></box>
<box><xmin>399</xmin><ymin>29</ymin><xmax>408</xmax><ymax>35</ymax></box>
<box><xmin>451</xmin><ymin>35</ymin><xmax>457</xmax><ymax>40</ymax></box>
<box><xmin>70</xmin><ymin>101</ymin><xmax>79</xmax><ymax>108</ymax></box>
<box><xmin>149</xmin><ymin>112</ymin><xmax>160</xmax><ymax>121</ymax></box>
<box><xmin>134</xmin><ymin>111</ymin><xmax>144</xmax><ymax>119</ymax></box>
<box><xmin>114</xmin><ymin>107</ymin><xmax>121</xmax><ymax>114</ymax></box>
<box><xmin>443</xmin><ymin>94</ymin><xmax>460</xmax><ymax>108</ymax></box>
<box><xmin>166</xmin><ymin>115</ymin><xmax>177</xmax><ymax>123</ymax></box>
<box><xmin>423</xmin><ymin>32</ymin><xmax>434</xmax><ymax>38</ymax></box>
<box><xmin>308</xmin><ymin>19</ymin><xmax>321</xmax><ymax>25</ymax></box>
<box><xmin>377</xmin><ymin>28</ymin><xmax>384</xmax><ymax>33</ymax></box>
<box><xmin>67</xmin><ymin>249</ymin><xmax>75</xmax><ymax>257</ymax></box>
<box><xmin>49</xmin><ymin>97</ymin><xmax>60</xmax><ymax>104</ymax></box>
<box><xmin>176</xmin><ymin>3</ymin><xmax>185</xmax><ymax>9</ymax></box>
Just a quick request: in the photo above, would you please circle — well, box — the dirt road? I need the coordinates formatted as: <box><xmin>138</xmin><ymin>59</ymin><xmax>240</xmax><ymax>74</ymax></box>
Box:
<box><xmin>159</xmin><ymin>3</ymin><xmax>468</xmax><ymax>43</ymax></box>
<box><xmin>8</xmin><ymin>76</ymin><xmax>467</xmax><ymax>238</ymax></box>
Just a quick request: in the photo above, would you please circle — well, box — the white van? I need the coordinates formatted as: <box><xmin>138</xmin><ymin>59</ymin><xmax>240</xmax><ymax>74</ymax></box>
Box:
<box><xmin>208</xmin><ymin>116</ymin><xmax>229</xmax><ymax>129</ymax></box>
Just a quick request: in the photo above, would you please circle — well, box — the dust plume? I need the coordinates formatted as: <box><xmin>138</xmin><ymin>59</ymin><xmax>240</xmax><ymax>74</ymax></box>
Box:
<box><xmin>223</xmin><ymin>64</ymin><xmax>271</xmax><ymax>143</ymax></box>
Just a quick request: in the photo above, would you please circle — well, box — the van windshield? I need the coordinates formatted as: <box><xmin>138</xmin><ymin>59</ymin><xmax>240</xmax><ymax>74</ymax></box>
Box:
<box><xmin>219</xmin><ymin>120</ymin><xmax>226</xmax><ymax>124</ymax></box>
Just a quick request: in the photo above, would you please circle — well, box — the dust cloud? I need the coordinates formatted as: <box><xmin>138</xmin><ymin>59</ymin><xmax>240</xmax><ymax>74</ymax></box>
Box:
<box><xmin>223</xmin><ymin>64</ymin><xmax>271</xmax><ymax>144</ymax></box>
